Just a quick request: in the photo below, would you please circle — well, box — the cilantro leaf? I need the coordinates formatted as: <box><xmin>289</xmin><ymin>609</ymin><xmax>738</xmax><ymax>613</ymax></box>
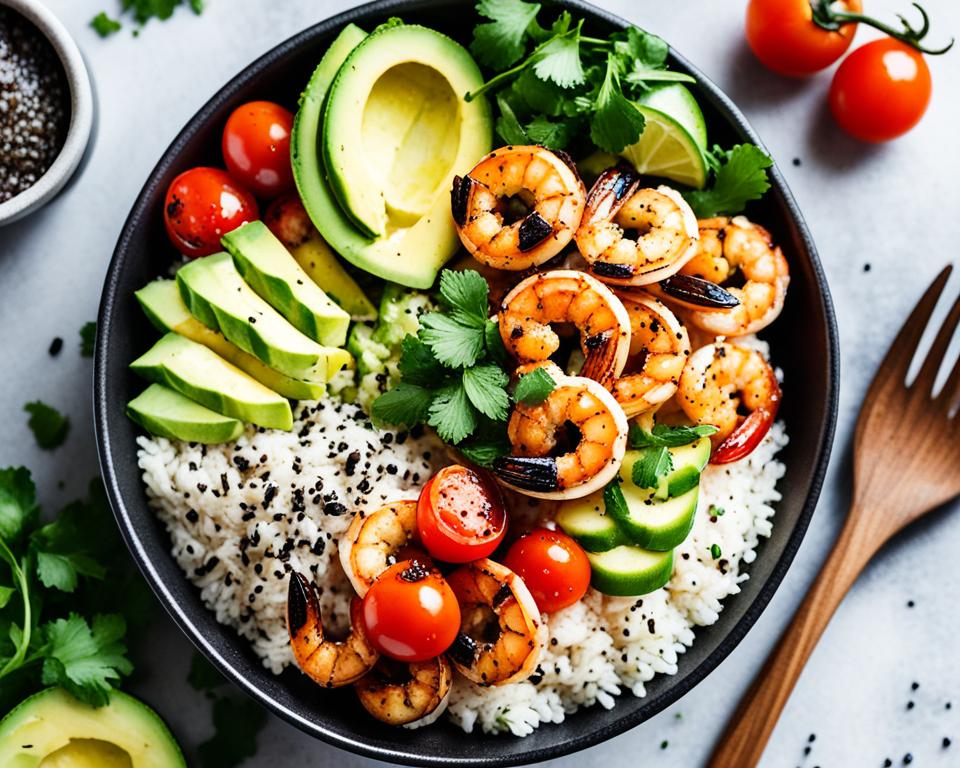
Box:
<box><xmin>458</xmin><ymin>438</ymin><xmax>511</xmax><ymax>468</ymax></box>
<box><xmin>484</xmin><ymin>319</ymin><xmax>510</xmax><ymax>367</ymax></box>
<box><xmin>510</xmin><ymin>68</ymin><xmax>569</xmax><ymax>116</ymax></box>
<box><xmin>419</xmin><ymin>313</ymin><xmax>487</xmax><ymax>368</ymax></box>
<box><xmin>462</xmin><ymin>365</ymin><xmax>510</xmax><ymax>421</ymax></box>
<box><xmin>632</xmin><ymin>447</ymin><xmax>674</xmax><ymax>490</ymax></box>
<box><xmin>0</xmin><ymin>467</ymin><xmax>37</xmax><ymax>542</ymax></box>
<box><xmin>438</xmin><ymin>269</ymin><xmax>489</xmax><ymax>320</ymax></box>
<box><xmin>612</xmin><ymin>27</ymin><xmax>669</xmax><ymax>71</ymax></box>
<box><xmin>603</xmin><ymin>479</ymin><xmax>628</xmax><ymax>519</ymax></box>
<box><xmin>629</xmin><ymin>423</ymin><xmax>719</xmax><ymax>449</ymax></box>
<box><xmin>36</xmin><ymin>552</ymin><xmax>105</xmax><ymax>593</ymax></box>
<box><xmin>197</xmin><ymin>694</ymin><xmax>268</xmax><ymax>768</ymax></box>
<box><xmin>684</xmin><ymin>144</ymin><xmax>773</xmax><ymax>218</ymax></box>
<box><xmin>79</xmin><ymin>321</ymin><xmax>96</xmax><ymax>357</ymax></box>
<box><xmin>590</xmin><ymin>54</ymin><xmax>646</xmax><ymax>153</ymax></box>
<box><xmin>372</xmin><ymin>383</ymin><xmax>434</xmax><ymax>429</ymax></box>
<box><xmin>90</xmin><ymin>12</ymin><xmax>121</xmax><ymax>36</ymax></box>
<box><xmin>397</xmin><ymin>336</ymin><xmax>445</xmax><ymax>388</ymax></box>
<box><xmin>41</xmin><ymin>614</ymin><xmax>132</xmax><ymax>707</ymax></box>
<box><xmin>514</xmin><ymin>366</ymin><xmax>556</xmax><ymax>405</ymax></box>
<box><xmin>471</xmin><ymin>0</ymin><xmax>542</xmax><ymax>69</ymax></box>
<box><xmin>24</xmin><ymin>402</ymin><xmax>70</xmax><ymax>450</ymax></box>
<box><xmin>531</xmin><ymin>24</ymin><xmax>585</xmax><ymax>88</ymax></box>
<box><xmin>0</xmin><ymin>585</ymin><xmax>14</xmax><ymax>609</ymax></box>
<box><xmin>428</xmin><ymin>384</ymin><xmax>478</xmax><ymax>444</ymax></box>
<box><xmin>524</xmin><ymin>115</ymin><xmax>578</xmax><ymax>149</ymax></box>
<box><xmin>495</xmin><ymin>94</ymin><xmax>531</xmax><ymax>145</ymax></box>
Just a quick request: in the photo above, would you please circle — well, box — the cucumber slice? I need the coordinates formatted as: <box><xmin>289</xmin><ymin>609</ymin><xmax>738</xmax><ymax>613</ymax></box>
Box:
<box><xmin>607</xmin><ymin>485</ymin><xmax>699</xmax><ymax>552</ymax></box>
<box><xmin>587</xmin><ymin>546</ymin><xmax>674</xmax><ymax>596</ymax></box>
<box><xmin>556</xmin><ymin>493</ymin><xmax>629</xmax><ymax>552</ymax></box>
<box><xmin>665</xmin><ymin>464</ymin><xmax>701</xmax><ymax>498</ymax></box>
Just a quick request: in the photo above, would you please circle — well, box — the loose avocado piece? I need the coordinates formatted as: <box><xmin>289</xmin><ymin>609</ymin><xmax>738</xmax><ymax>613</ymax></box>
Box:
<box><xmin>135</xmin><ymin>280</ymin><xmax>328</xmax><ymax>398</ymax></box>
<box><xmin>290</xmin><ymin>235</ymin><xmax>377</xmax><ymax>321</ymax></box>
<box><xmin>130</xmin><ymin>333</ymin><xmax>293</xmax><ymax>430</ymax></box>
<box><xmin>370</xmin><ymin>282</ymin><xmax>431</xmax><ymax>347</ymax></box>
<box><xmin>586</xmin><ymin>545</ymin><xmax>674</xmax><ymax>597</ymax></box>
<box><xmin>176</xmin><ymin>253</ymin><xmax>350</xmax><ymax>380</ymax></box>
<box><xmin>127</xmin><ymin>384</ymin><xmax>244</xmax><ymax>444</ymax></box>
<box><xmin>0</xmin><ymin>687</ymin><xmax>186</xmax><ymax>768</ymax></box>
<box><xmin>222</xmin><ymin>221</ymin><xmax>350</xmax><ymax>346</ymax></box>
<box><xmin>292</xmin><ymin>23</ymin><xmax>492</xmax><ymax>289</ymax></box>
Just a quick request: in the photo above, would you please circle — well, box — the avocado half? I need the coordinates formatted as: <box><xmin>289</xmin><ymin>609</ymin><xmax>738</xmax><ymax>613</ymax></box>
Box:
<box><xmin>292</xmin><ymin>23</ymin><xmax>492</xmax><ymax>289</ymax></box>
<box><xmin>0</xmin><ymin>687</ymin><xmax>186</xmax><ymax>767</ymax></box>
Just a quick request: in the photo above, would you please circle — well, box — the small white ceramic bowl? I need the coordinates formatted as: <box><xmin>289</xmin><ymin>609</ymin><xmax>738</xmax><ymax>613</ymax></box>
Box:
<box><xmin>0</xmin><ymin>0</ymin><xmax>93</xmax><ymax>225</ymax></box>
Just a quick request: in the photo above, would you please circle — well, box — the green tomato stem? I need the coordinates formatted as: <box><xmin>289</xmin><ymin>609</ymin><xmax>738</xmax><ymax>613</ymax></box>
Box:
<box><xmin>811</xmin><ymin>1</ymin><xmax>954</xmax><ymax>55</ymax></box>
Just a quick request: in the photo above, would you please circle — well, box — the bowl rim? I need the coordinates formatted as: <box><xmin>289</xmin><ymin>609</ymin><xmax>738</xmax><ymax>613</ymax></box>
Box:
<box><xmin>94</xmin><ymin>0</ymin><xmax>840</xmax><ymax>764</ymax></box>
<box><xmin>0</xmin><ymin>0</ymin><xmax>94</xmax><ymax>225</ymax></box>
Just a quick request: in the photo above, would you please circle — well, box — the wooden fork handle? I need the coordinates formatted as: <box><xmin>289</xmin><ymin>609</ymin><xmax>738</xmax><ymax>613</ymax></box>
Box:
<box><xmin>708</xmin><ymin>509</ymin><xmax>882</xmax><ymax>768</ymax></box>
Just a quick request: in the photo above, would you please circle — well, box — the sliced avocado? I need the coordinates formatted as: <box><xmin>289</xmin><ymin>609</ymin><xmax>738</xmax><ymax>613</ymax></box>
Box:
<box><xmin>292</xmin><ymin>24</ymin><xmax>492</xmax><ymax>289</ymax></box>
<box><xmin>222</xmin><ymin>221</ymin><xmax>350</xmax><ymax>346</ymax></box>
<box><xmin>130</xmin><ymin>333</ymin><xmax>293</xmax><ymax>430</ymax></box>
<box><xmin>176</xmin><ymin>253</ymin><xmax>350</xmax><ymax>380</ymax></box>
<box><xmin>127</xmin><ymin>384</ymin><xmax>244</xmax><ymax>444</ymax></box>
<box><xmin>0</xmin><ymin>687</ymin><xmax>186</xmax><ymax>768</ymax></box>
<box><xmin>135</xmin><ymin>280</ymin><xmax>327</xmax><ymax>399</ymax></box>
<box><xmin>290</xmin><ymin>235</ymin><xmax>377</xmax><ymax>320</ymax></box>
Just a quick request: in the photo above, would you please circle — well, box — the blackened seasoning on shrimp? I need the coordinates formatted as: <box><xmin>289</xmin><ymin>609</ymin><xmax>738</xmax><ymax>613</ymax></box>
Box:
<box><xmin>0</xmin><ymin>9</ymin><xmax>69</xmax><ymax>203</ymax></box>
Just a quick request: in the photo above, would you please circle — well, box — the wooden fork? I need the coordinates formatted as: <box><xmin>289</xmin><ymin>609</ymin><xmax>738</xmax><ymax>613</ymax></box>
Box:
<box><xmin>709</xmin><ymin>265</ymin><xmax>960</xmax><ymax>768</ymax></box>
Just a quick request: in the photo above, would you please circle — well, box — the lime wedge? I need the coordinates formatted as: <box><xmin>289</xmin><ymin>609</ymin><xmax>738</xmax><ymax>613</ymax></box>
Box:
<box><xmin>619</xmin><ymin>84</ymin><xmax>709</xmax><ymax>189</ymax></box>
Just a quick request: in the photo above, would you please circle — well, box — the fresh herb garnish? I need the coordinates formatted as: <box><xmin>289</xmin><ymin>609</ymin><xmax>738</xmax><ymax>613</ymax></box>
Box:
<box><xmin>90</xmin><ymin>12</ymin><xmax>121</xmax><ymax>37</ymax></box>
<box><xmin>91</xmin><ymin>0</ymin><xmax>203</xmax><ymax>37</ymax></box>
<box><xmin>683</xmin><ymin>144</ymin><xmax>773</xmax><ymax>218</ymax></box>
<box><xmin>710</xmin><ymin>543</ymin><xmax>722</xmax><ymax>559</ymax></box>
<box><xmin>632</xmin><ymin>446</ymin><xmax>674</xmax><ymax>490</ymax></box>
<box><xmin>24</xmin><ymin>401</ymin><xmax>70</xmax><ymax>450</ymax></box>
<box><xmin>514</xmin><ymin>366</ymin><xmax>556</xmax><ymax>406</ymax></box>
<box><xmin>603</xmin><ymin>478</ymin><xmax>628</xmax><ymax>519</ymax></box>
<box><xmin>629</xmin><ymin>422</ymin><xmax>718</xmax><ymax>449</ymax></box>
<box><xmin>79</xmin><ymin>321</ymin><xmax>96</xmax><ymax>357</ymax></box>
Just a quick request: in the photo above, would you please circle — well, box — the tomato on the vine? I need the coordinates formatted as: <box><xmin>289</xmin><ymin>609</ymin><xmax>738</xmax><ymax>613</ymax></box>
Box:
<box><xmin>746</xmin><ymin>0</ymin><xmax>861</xmax><ymax>77</ymax></box>
<box><xmin>222</xmin><ymin>100</ymin><xmax>295</xmax><ymax>198</ymax></box>
<box><xmin>362</xmin><ymin>560</ymin><xmax>460</xmax><ymax>662</ymax></box>
<box><xmin>502</xmin><ymin>529</ymin><xmax>590</xmax><ymax>613</ymax></box>
<box><xmin>829</xmin><ymin>39</ymin><xmax>932</xmax><ymax>142</ymax></box>
<box><xmin>163</xmin><ymin>167</ymin><xmax>258</xmax><ymax>258</ymax></box>
<box><xmin>417</xmin><ymin>465</ymin><xmax>507</xmax><ymax>563</ymax></box>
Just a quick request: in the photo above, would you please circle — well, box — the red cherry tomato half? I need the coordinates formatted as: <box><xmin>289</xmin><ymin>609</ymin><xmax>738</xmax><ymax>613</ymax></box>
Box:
<box><xmin>222</xmin><ymin>100</ymin><xmax>295</xmax><ymax>198</ymax></box>
<box><xmin>502</xmin><ymin>528</ymin><xmax>590</xmax><ymax>613</ymax></box>
<box><xmin>263</xmin><ymin>193</ymin><xmax>316</xmax><ymax>250</ymax></box>
<box><xmin>829</xmin><ymin>39</ymin><xmax>932</xmax><ymax>143</ymax></box>
<box><xmin>417</xmin><ymin>465</ymin><xmax>508</xmax><ymax>563</ymax></box>
<box><xmin>163</xmin><ymin>167</ymin><xmax>259</xmax><ymax>258</ymax></box>
<box><xmin>746</xmin><ymin>0</ymin><xmax>860</xmax><ymax>77</ymax></box>
<box><xmin>362</xmin><ymin>560</ymin><xmax>460</xmax><ymax>662</ymax></box>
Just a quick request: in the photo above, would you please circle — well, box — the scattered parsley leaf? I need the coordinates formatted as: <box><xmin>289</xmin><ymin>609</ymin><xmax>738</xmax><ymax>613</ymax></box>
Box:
<box><xmin>463</xmin><ymin>366</ymin><xmax>510</xmax><ymax>421</ymax></box>
<box><xmin>79</xmin><ymin>321</ymin><xmax>96</xmax><ymax>357</ymax></box>
<box><xmin>590</xmin><ymin>54</ymin><xmax>646</xmax><ymax>153</ymax></box>
<box><xmin>428</xmin><ymin>384</ymin><xmax>478</xmax><ymax>444</ymax></box>
<box><xmin>371</xmin><ymin>383</ymin><xmax>433</xmax><ymax>429</ymax></box>
<box><xmin>197</xmin><ymin>693</ymin><xmax>268</xmax><ymax>768</ymax></box>
<box><xmin>397</xmin><ymin>336</ymin><xmax>445</xmax><ymax>388</ymax></box>
<box><xmin>684</xmin><ymin>144</ymin><xmax>773</xmax><ymax>218</ymax></box>
<box><xmin>603</xmin><ymin>479</ymin><xmax>628</xmax><ymax>519</ymax></box>
<box><xmin>438</xmin><ymin>269</ymin><xmax>490</xmax><ymax>320</ymax></box>
<box><xmin>419</xmin><ymin>313</ymin><xmax>487</xmax><ymax>368</ymax></box>
<box><xmin>0</xmin><ymin>467</ymin><xmax>38</xmax><ymax>542</ymax></box>
<box><xmin>514</xmin><ymin>367</ymin><xmax>556</xmax><ymax>405</ymax></box>
<box><xmin>90</xmin><ymin>12</ymin><xmax>121</xmax><ymax>36</ymax></box>
<box><xmin>629</xmin><ymin>423</ymin><xmax>718</xmax><ymax>449</ymax></box>
<box><xmin>632</xmin><ymin>446</ymin><xmax>674</xmax><ymax>490</ymax></box>
<box><xmin>24</xmin><ymin>401</ymin><xmax>70</xmax><ymax>450</ymax></box>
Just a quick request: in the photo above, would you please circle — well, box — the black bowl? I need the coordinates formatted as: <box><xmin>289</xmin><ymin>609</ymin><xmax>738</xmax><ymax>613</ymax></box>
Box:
<box><xmin>95</xmin><ymin>0</ymin><xmax>839</xmax><ymax>764</ymax></box>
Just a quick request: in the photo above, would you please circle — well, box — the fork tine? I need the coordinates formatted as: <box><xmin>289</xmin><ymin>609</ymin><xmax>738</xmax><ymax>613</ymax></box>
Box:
<box><xmin>914</xmin><ymin>291</ymin><xmax>960</xmax><ymax>392</ymax></box>
<box><xmin>874</xmin><ymin>266</ymin><xmax>953</xmax><ymax>386</ymax></box>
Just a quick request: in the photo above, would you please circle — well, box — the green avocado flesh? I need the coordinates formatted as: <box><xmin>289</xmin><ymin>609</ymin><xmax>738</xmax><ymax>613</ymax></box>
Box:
<box><xmin>293</xmin><ymin>23</ymin><xmax>492</xmax><ymax>289</ymax></box>
<box><xmin>127</xmin><ymin>384</ymin><xmax>244</xmax><ymax>444</ymax></box>
<box><xmin>135</xmin><ymin>280</ymin><xmax>327</xmax><ymax>400</ymax></box>
<box><xmin>222</xmin><ymin>220</ymin><xmax>350</xmax><ymax>346</ymax></box>
<box><xmin>130</xmin><ymin>333</ymin><xmax>293</xmax><ymax>431</ymax></box>
<box><xmin>176</xmin><ymin>253</ymin><xmax>350</xmax><ymax>381</ymax></box>
<box><xmin>289</xmin><ymin>236</ymin><xmax>377</xmax><ymax>321</ymax></box>
<box><xmin>0</xmin><ymin>687</ymin><xmax>186</xmax><ymax>768</ymax></box>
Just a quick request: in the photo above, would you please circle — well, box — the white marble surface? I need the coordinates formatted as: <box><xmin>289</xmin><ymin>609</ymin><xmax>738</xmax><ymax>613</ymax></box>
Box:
<box><xmin>1</xmin><ymin>1</ymin><xmax>959</xmax><ymax>766</ymax></box>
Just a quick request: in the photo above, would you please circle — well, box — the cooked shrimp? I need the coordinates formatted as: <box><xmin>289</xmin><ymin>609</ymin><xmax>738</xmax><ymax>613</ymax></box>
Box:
<box><xmin>446</xmin><ymin>559</ymin><xmax>542</xmax><ymax>686</ymax></box>
<box><xmin>609</xmin><ymin>293</ymin><xmax>690</xmax><ymax>418</ymax></box>
<box><xmin>287</xmin><ymin>572</ymin><xmax>378</xmax><ymax>687</ymax></box>
<box><xmin>355</xmin><ymin>656</ymin><xmax>453</xmax><ymax>729</ymax></box>
<box><xmin>452</xmin><ymin>146</ymin><xmax>586</xmax><ymax>271</ymax></box>
<box><xmin>499</xmin><ymin>270</ymin><xmax>631</xmax><ymax>388</ymax></box>
<box><xmin>493</xmin><ymin>374</ymin><xmax>628</xmax><ymax>500</ymax></box>
<box><xmin>679</xmin><ymin>216</ymin><xmax>790</xmax><ymax>336</ymax></box>
<box><xmin>676</xmin><ymin>342</ymin><xmax>781</xmax><ymax>463</ymax></box>
<box><xmin>339</xmin><ymin>500</ymin><xmax>419</xmax><ymax>597</ymax></box>
<box><xmin>575</xmin><ymin>167</ymin><xmax>699</xmax><ymax>286</ymax></box>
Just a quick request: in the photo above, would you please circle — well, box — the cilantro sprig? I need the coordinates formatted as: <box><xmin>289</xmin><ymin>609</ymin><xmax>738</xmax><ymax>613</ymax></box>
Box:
<box><xmin>629</xmin><ymin>422</ymin><xmax>718</xmax><ymax>449</ymax></box>
<box><xmin>683</xmin><ymin>144</ymin><xmax>773</xmax><ymax>218</ymax></box>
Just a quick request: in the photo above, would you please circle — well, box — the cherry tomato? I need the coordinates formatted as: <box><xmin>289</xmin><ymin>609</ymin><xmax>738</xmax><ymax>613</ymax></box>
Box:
<box><xmin>163</xmin><ymin>167</ymin><xmax>258</xmax><ymax>258</ymax></box>
<box><xmin>222</xmin><ymin>100</ymin><xmax>295</xmax><ymax>197</ymax></box>
<box><xmin>417</xmin><ymin>465</ymin><xmax>508</xmax><ymax>563</ymax></box>
<box><xmin>746</xmin><ymin>0</ymin><xmax>860</xmax><ymax>77</ymax></box>
<box><xmin>502</xmin><ymin>528</ymin><xmax>590</xmax><ymax>613</ymax></box>
<box><xmin>264</xmin><ymin>193</ymin><xmax>316</xmax><ymax>249</ymax></box>
<box><xmin>362</xmin><ymin>560</ymin><xmax>460</xmax><ymax>662</ymax></box>
<box><xmin>829</xmin><ymin>39</ymin><xmax>932</xmax><ymax>142</ymax></box>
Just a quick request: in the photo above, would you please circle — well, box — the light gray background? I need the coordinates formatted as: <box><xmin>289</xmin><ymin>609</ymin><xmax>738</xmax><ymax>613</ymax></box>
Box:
<box><xmin>1</xmin><ymin>1</ymin><xmax>958</xmax><ymax>765</ymax></box>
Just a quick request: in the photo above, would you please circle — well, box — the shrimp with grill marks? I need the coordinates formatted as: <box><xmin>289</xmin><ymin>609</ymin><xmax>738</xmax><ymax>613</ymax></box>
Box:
<box><xmin>355</xmin><ymin>655</ymin><xmax>453</xmax><ymax>729</ymax></box>
<box><xmin>339</xmin><ymin>500</ymin><xmax>419</xmax><ymax>597</ymax></box>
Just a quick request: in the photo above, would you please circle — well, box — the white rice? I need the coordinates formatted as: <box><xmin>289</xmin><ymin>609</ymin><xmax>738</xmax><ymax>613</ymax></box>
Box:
<box><xmin>138</xmin><ymin>367</ymin><xmax>788</xmax><ymax>736</ymax></box>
